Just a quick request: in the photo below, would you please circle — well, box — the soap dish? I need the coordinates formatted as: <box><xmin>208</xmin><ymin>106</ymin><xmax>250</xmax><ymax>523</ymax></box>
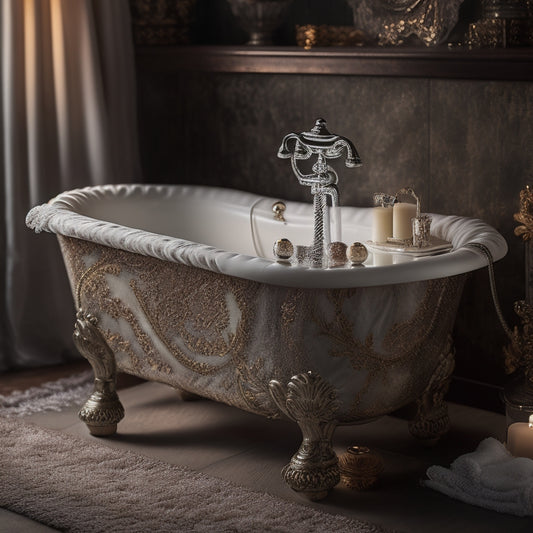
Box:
<box><xmin>366</xmin><ymin>236</ymin><xmax>452</xmax><ymax>257</ymax></box>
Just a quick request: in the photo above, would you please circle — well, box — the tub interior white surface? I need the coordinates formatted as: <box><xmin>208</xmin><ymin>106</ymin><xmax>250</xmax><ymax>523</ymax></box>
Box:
<box><xmin>29</xmin><ymin>184</ymin><xmax>508</xmax><ymax>289</ymax></box>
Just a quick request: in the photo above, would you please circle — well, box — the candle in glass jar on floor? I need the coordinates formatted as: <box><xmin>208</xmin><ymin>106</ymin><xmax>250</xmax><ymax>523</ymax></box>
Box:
<box><xmin>507</xmin><ymin>414</ymin><xmax>533</xmax><ymax>460</ymax></box>
<box><xmin>393</xmin><ymin>202</ymin><xmax>417</xmax><ymax>240</ymax></box>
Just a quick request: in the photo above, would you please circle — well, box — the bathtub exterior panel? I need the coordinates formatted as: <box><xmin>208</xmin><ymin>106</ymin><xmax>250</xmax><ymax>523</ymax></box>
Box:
<box><xmin>58</xmin><ymin>234</ymin><xmax>466</xmax><ymax>424</ymax></box>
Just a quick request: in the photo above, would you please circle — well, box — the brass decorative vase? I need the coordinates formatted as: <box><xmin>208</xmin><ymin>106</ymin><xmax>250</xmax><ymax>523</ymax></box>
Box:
<box><xmin>467</xmin><ymin>0</ymin><xmax>533</xmax><ymax>47</ymax></box>
<box><xmin>338</xmin><ymin>446</ymin><xmax>384</xmax><ymax>490</ymax></box>
<box><xmin>226</xmin><ymin>0</ymin><xmax>293</xmax><ymax>45</ymax></box>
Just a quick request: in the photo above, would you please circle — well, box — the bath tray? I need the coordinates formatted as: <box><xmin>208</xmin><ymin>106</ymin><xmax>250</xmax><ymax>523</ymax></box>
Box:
<box><xmin>366</xmin><ymin>237</ymin><xmax>452</xmax><ymax>257</ymax></box>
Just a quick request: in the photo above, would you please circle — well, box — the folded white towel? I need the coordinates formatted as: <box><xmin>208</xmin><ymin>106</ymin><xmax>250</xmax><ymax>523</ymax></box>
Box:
<box><xmin>424</xmin><ymin>437</ymin><xmax>533</xmax><ymax>517</ymax></box>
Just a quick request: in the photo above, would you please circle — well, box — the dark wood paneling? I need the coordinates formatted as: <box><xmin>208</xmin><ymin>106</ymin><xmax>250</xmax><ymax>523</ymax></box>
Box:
<box><xmin>137</xmin><ymin>46</ymin><xmax>533</xmax><ymax>81</ymax></box>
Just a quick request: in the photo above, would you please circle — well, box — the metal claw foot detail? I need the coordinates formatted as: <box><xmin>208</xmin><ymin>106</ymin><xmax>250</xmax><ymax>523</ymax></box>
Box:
<box><xmin>409</xmin><ymin>339</ymin><xmax>455</xmax><ymax>444</ymax></box>
<box><xmin>269</xmin><ymin>371</ymin><xmax>340</xmax><ymax>500</ymax></box>
<box><xmin>73</xmin><ymin>310</ymin><xmax>124</xmax><ymax>436</ymax></box>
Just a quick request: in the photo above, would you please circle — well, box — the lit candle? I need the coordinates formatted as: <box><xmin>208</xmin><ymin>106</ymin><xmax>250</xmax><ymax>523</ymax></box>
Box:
<box><xmin>507</xmin><ymin>414</ymin><xmax>533</xmax><ymax>460</ymax></box>
<box><xmin>372</xmin><ymin>206</ymin><xmax>393</xmax><ymax>243</ymax></box>
<box><xmin>393</xmin><ymin>202</ymin><xmax>417</xmax><ymax>241</ymax></box>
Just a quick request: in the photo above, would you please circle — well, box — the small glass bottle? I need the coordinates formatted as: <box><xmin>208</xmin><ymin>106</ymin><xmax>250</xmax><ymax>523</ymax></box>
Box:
<box><xmin>412</xmin><ymin>214</ymin><xmax>432</xmax><ymax>248</ymax></box>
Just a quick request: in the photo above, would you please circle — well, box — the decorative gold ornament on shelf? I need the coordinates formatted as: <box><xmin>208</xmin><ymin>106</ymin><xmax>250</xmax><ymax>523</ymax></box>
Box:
<box><xmin>296</xmin><ymin>25</ymin><xmax>366</xmax><ymax>49</ymax></box>
<box><xmin>346</xmin><ymin>0</ymin><xmax>464</xmax><ymax>46</ymax></box>
<box><xmin>465</xmin><ymin>0</ymin><xmax>533</xmax><ymax>48</ymax></box>
<box><xmin>129</xmin><ymin>0</ymin><xmax>197</xmax><ymax>45</ymax></box>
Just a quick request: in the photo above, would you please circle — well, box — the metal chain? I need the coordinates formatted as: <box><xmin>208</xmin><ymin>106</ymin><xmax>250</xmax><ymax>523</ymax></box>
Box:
<box><xmin>465</xmin><ymin>243</ymin><xmax>514</xmax><ymax>341</ymax></box>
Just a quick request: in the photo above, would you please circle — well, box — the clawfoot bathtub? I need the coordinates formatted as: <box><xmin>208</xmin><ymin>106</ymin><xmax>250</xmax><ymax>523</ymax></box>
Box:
<box><xmin>27</xmin><ymin>184</ymin><xmax>507</xmax><ymax>500</ymax></box>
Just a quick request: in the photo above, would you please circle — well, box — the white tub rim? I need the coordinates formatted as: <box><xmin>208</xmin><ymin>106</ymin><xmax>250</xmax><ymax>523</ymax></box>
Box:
<box><xmin>26</xmin><ymin>183</ymin><xmax>508</xmax><ymax>289</ymax></box>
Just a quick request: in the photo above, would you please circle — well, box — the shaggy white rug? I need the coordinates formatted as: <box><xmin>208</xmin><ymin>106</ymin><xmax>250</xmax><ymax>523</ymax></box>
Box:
<box><xmin>0</xmin><ymin>374</ymin><xmax>391</xmax><ymax>533</ymax></box>
<box><xmin>0</xmin><ymin>370</ymin><xmax>93</xmax><ymax>417</ymax></box>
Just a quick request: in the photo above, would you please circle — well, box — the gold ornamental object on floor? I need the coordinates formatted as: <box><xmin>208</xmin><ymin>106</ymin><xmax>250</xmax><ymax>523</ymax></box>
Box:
<box><xmin>338</xmin><ymin>446</ymin><xmax>384</xmax><ymax>490</ymax></box>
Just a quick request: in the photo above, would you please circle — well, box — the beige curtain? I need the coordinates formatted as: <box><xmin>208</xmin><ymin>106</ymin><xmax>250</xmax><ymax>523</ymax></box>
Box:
<box><xmin>0</xmin><ymin>0</ymin><xmax>141</xmax><ymax>370</ymax></box>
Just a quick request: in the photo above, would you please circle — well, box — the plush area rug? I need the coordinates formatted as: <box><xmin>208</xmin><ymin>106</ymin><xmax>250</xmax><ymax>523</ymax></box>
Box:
<box><xmin>0</xmin><ymin>375</ymin><xmax>389</xmax><ymax>533</ymax></box>
<box><xmin>0</xmin><ymin>416</ymin><xmax>388</xmax><ymax>533</ymax></box>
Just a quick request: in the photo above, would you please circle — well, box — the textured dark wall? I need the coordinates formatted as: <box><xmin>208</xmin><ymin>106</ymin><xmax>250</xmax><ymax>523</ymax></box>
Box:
<box><xmin>136</xmin><ymin>64</ymin><xmax>533</xmax><ymax>410</ymax></box>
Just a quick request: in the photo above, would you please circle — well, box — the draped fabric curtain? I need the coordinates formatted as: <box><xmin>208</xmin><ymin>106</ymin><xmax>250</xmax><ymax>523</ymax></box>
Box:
<box><xmin>0</xmin><ymin>0</ymin><xmax>141</xmax><ymax>370</ymax></box>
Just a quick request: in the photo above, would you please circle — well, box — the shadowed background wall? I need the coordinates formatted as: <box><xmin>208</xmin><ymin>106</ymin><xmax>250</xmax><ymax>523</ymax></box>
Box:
<box><xmin>132</xmin><ymin>0</ymin><xmax>533</xmax><ymax>411</ymax></box>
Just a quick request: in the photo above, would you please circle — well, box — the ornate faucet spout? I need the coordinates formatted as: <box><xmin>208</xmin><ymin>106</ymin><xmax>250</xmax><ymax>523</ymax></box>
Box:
<box><xmin>278</xmin><ymin>119</ymin><xmax>361</xmax><ymax>267</ymax></box>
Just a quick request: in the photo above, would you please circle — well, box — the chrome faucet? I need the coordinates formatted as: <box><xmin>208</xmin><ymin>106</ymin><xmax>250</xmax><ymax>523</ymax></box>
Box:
<box><xmin>277</xmin><ymin>118</ymin><xmax>362</xmax><ymax>267</ymax></box>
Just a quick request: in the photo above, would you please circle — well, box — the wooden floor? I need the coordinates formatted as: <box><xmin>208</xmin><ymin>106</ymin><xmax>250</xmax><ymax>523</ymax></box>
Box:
<box><xmin>0</xmin><ymin>360</ymin><xmax>143</xmax><ymax>396</ymax></box>
<box><xmin>1</xmin><ymin>365</ymin><xmax>532</xmax><ymax>532</ymax></box>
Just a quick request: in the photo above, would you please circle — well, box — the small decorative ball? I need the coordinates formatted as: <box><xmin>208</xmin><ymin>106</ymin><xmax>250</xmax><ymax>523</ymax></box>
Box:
<box><xmin>347</xmin><ymin>242</ymin><xmax>368</xmax><ymax>265</ymax></box>
<box><xmin>273</xmin><ymin>238</ymin><xmax>294</xmax><ymax>262</ymax></box>
<box><xmin>327</xmin><ymin>241</ymin><xmax>348</xmax><ymax>267</ymax></box>
<box><xmin>338</xmin><ymin>446</ymin><xmax>384</xmax><ymax>490</ymax></box>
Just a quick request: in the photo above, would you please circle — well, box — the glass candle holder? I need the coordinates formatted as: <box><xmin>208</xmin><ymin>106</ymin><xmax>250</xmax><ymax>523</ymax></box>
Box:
<box><xmin>502</xmin><ymin>375</ymin><xmax>533</xmax><ymax>459</ymax></box>
<box><xmin>294</xmin><ymin>244</ymin><xmax>312</xmax><ymax>266</ymax></box>
<box><xmin>412</xmin><ymin>214</ymin><xmax>432</xmax><ymax>248</ymax></box>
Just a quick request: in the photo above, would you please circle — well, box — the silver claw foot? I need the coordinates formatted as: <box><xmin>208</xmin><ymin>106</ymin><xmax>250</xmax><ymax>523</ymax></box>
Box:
<box><xmin>269</xmin><ymin>371</ymin><xmax>340</xmax><ymax>500</ymax></box>
<box><xmin>73</xmin><ymin>310</ymin><xmax>124</xmax><ymax>436</ymax></box>
<box><xmin>409</xmin><ymin>339</ymin><xmax>455</xmax><ymax>444</ymax></box>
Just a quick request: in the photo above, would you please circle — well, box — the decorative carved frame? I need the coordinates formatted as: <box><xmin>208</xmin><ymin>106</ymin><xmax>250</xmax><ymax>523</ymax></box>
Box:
<box><xmin>505</xmin><ymin>186</ymin><xmax>533</xmax><ymax>381</ymax></box>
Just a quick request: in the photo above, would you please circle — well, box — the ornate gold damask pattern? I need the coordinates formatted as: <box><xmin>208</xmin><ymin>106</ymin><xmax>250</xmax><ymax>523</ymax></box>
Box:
<box><xmin>311</xmin><ymin>276</ymin><xmax>464</xmax><ymax>419</ymax></box>
<box><xmin>58</xmin><ymin>236</ymin><xmax>275</xmax><ymax>414</ymax></box>
<box><xmin>408</xmin><ymin>335</ymin><xmax>455</xmax><ymax>442</ymax></box>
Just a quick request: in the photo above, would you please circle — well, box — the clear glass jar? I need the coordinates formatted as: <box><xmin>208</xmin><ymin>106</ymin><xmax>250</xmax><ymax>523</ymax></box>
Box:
<box><xmin>502</xmin><ymin>375</ymin><xmax>533</xmax><ymax>459</ymax></box>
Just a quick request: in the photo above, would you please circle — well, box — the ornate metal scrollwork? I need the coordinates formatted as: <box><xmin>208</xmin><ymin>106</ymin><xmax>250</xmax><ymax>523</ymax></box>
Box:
<box><xmin>73</xmin><ymin>310</ymin><xmax>124</xmax><ymax>436</ymax></box>
<box><xmin>408</xmin><ymin>337</ymin><xmax>454</xmax><ymax>443</ymax></box>
<box><xmin>269</xmin><ymin>371</ymin><xmax>340</xmax><ymax>500</ymax></box>
<box><xmin>504</xmin><ymin>300</ymin><xmax>533</xmax><ymax>380</ymax></box>
<box><xmin>506</xmin><ymin>186</ymin><xmax>533</xmax><ymax>381</ymax></box>
<box><xmin>514</xmin><ymin>185</ymin><xmax>533</xmax><ymax>242</ymax></box>
<box><xmin>347</xmin><ymin>0</ymin><xmax>464</xmax><ymax>46</ymax></box>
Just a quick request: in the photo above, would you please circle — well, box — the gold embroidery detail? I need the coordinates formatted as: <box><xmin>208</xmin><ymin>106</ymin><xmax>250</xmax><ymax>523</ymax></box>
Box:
<box><xmin>311</xmin><ymin>277</ymin><xmax>464</xmax><ymax>418</ymax></box>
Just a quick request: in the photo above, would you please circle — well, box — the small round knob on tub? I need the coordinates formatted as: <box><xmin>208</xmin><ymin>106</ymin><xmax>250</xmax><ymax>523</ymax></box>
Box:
<box><xmin>272</xmin><ymin>201</ymin><xmax>286</xmax><ymax>221</ymax></box>
<box><xmin>327</xmin><ymin>241</ymin><xmax>347</xmax><ymax>268</ymax></box>
<box><xmin>347</xmin><ymin>242</ymin><xmax>368</xmax><ymax>265</ymax></box>
<box><xmin>338</xmin><ymin>446</ymin><xmax>384</xmax><ymax>490</ymax></box>
<box><xmin>273</xmin><ymin>238</ymin><xmax>294</xmax><ymax>263</ymax></box>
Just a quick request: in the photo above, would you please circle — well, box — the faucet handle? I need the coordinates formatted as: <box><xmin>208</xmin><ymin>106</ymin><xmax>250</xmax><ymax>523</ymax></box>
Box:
<box><xmin>277</xmin><ymin>118</ymin><xmax>361</xmax><ymax>186</ymax></box>
<box><xmin>301</xmin><ymin>118</ymin><xmax>362</xmax><ymax>167</ymax></box>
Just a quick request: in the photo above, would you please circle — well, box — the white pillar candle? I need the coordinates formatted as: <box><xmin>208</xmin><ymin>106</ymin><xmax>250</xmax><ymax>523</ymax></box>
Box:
<box><xmin>372</xmin><ymin>206</ymin><xmax>393</xmax><ymax>243</ymax></box>
<box><xmin>393</xmin><ymin>202</ymin><xmax>417</xmax><ymax>240</ymax></box>
<box><xmin>507</xmin><ymin>415</ymin><xmax>533</xmax><ymax>460</ymax></box>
